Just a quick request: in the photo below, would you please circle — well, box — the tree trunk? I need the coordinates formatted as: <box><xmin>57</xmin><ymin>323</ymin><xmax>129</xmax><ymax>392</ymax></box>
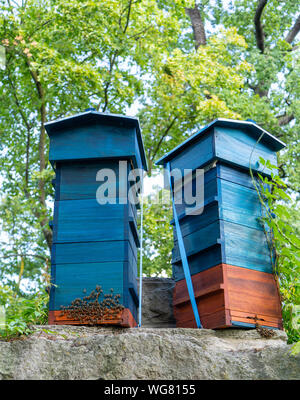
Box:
<box><xmin>185</xmin><ymin>4</ymin><xmax>206</xmax><ymax>49</ymax></box>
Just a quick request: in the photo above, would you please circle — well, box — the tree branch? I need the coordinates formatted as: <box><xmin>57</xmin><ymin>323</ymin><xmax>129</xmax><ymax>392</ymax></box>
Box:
<box><xmin>99</xmin><ymin>1</ymin><xmax>133</xmax><ymax>112</ymax></box>
<box><xmin>254</xmin><ymin>0</ymin><xmax>268</xmax><ymax>53</ymax></box>
<box><xmin>100</xmin><ymin>50</ymin><xmax>118</xmax><ymax>112</ymax></box>
<box><xmin>185</xmin><ymin>3</ymin><xmax>206</xmax><ymax>49</ymax></box>
<box><xmin>6</xmin><ymin>63</ymin><xmax>32</xmax><ymax>186</ymax></box>
<box><xmin>150</xmin><ymin>116</ymin><xmax>178</xmax><ymax>163</ymax></box>
<box><xmin>122</xmin><ymin>0</ymin><xmax>132</xmax><ymax>34</ymax></box>
<box><xmin>276</xmin><ymin>113</ymin><xmax>295</xmax><ymax>126</ymax></box>
<box><xmin>285</xmin><ymin>15</ymin><xmax>300</xmax><ymax>44</ymax></box>
<box><xmin>25</xmin><ymin>59</ymin><xmax>52</xmax><ymax>250</ymax></box>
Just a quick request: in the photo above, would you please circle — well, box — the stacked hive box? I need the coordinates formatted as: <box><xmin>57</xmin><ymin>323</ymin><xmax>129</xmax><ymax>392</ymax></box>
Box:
<box><xmin>156</xmin><ymin>119</ymin><xmax>285</xmax><ymax>330</ymax></box>
<box><xmin>46</xmin><ymin>109</ymin><xmax>147</xmax><ymax>327</ymax></box>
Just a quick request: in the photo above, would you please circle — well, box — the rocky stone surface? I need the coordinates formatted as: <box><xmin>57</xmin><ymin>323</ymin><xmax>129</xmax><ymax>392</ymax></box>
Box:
<box><xmin>1</xmin><ymin>278</ymin><xmax>299</xmax><ymax>380</ymax></box>
<box><xmin>1</xmin><ymin>325</ymin><xmax>299</xmax><ymax>380</ymax></box>
<box><xmin>137</xmin><ymin>277</ymin><xmax>176</xmax><ymax>328</ymax></box>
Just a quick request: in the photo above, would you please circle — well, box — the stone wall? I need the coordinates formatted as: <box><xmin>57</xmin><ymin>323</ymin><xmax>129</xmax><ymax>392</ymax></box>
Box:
<box><xmin>137</xmin><ymin>277</ymin><xmax>176</xmax><ymax>328</ymax></box>
<box><xmin>0</xmin><ymin>277</ymin><xmax>299</xmax><ymax>380</ymax></box>
<box><xmin>1</xmin><ymin>326</ymin><xmax>299</xmax><ymax>380</ymax></box>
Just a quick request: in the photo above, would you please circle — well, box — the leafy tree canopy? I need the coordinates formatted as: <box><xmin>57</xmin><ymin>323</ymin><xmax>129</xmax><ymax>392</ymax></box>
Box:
<box><xmin>0</xmin><ymin>1</ymin><xmax>299</xmax><ymax>341</ymax></box>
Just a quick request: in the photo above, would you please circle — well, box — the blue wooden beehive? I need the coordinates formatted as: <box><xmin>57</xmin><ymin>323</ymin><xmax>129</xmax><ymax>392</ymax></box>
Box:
<box><xmin>156</xmin><ymin>119</ymin><xmax>285</xmax><ymax>329</ymax></box>
<box><xmin>46</xmin><ymin>109</ymin><xmax>147</xmax><ymax>327</ymax></box>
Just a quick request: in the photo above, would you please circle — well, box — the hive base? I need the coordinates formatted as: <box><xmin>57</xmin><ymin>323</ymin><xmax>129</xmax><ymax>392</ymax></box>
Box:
<box><xmin>48</xmin><ymin>308</ymin><xmax>137</xmax><ymax>328</ymax></box>
<box><xmin>173</xmin><ymin>263</ymin><xmax>283</xmax><ymax>330</ymax></box>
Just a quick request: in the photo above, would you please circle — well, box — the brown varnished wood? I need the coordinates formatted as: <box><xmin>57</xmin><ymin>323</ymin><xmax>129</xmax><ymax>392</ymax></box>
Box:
<box><xmin>225</xmin><ymin>264</ymin><xmax>282</xmax><ymax>318</ymax></box>
<box><xmin>174</xmin><ymin>294</ymin><xmax>226</xmax><ymax>321</ymax></box>
<box><xmin>174</xmin><ymin>264</ymin><xmax>224</xmax><ymax>302</ymax></box>
<box><xmin>176</xmin><ymin>309</ymin><xmax>231</xmax><ymax>329</ymax></box>
<box><xmin>48</xmin><ymin>308</ymin><xmax>137</xmax><ymax>328</ymax></box>
<box><xmin>173</xmin><ymin>283</ymin><xmax>224</xmax><ymax>306</ymax></box>
<box><xmin>230</xmin><ymin>310</ymin><xmax>282</xmax><ymax>329</ymax></box>
<box><xmin>173</xmin><ymin>263</ymin><xmax>283</xmax><ymax>330</ymax></box>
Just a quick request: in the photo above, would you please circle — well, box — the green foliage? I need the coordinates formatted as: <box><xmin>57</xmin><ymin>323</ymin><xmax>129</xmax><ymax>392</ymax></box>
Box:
<box><xmin>0</xmin><ymin>285</ymin><xmax>48</xmax><ymax>339</ymax></box>
<box><xmin>252</xmin><ymin>157</ymin><xmax>300</xmax><ymax>344</ymax></box>
<box><xmin>142</xmin><ymin>188</ymin><xmax>173</xmax><ymax>277</ymax></box>
<box><xmin>0</xmin><ymin>0</ymin><xmax>299</xmax><ymax>339</ymax></box>
<box><xmin>291</xmin><ymin>339</ymin><xmax>300</xmax><ymax>356</ymax></box>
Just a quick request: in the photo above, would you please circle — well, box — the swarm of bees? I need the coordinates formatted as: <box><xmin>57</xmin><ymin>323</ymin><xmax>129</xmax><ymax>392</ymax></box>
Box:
<box><xmin>59</xmin><ymin>285</ymin><xmax>124</xmax><ymax>325</ymax></box>
<box><xmin>255</xmin><ymin>323</ymin><xmax>276</xmax><ymax>338</ymax></box>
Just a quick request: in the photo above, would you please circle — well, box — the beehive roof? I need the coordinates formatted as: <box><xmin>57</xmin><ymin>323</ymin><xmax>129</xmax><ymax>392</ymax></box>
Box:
<box><xmin>45</xmin><ymin>109</ymin><xmax>148</xmax><ymax>171</ymax></box>
<box><xmin>156</xmin><ymin>118</ymin><xmax>286</xmax><ymax>166</ymax></box>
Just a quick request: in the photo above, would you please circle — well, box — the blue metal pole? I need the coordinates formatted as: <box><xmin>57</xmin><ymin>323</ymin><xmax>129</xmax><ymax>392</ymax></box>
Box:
<box><xmin>138</xmin><ymin>171</ymin><xmax>144</xmax><ymax>327</ymax></box>
<box><xmin>166</xmin><ymin>162</ymin><xmax>202</xmax><ymax>328</ymax></box>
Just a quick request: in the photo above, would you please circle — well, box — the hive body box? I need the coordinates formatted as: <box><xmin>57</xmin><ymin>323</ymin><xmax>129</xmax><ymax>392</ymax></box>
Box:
<box><xmin>156</xmin><ymin>119</ymin><xmax>285</xmax><ymax>330</ymax></box>
<box><xmin>46</xmin><ymin>110</ymin><xmax>147</xmax><ymax>327</ymax></box>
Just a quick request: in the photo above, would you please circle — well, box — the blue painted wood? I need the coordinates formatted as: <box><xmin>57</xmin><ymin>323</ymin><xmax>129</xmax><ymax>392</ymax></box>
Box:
<box><xmin>171</xmin><ymin>163</ymin><xmax>262</xmax><ymax>225</ymax></box>
<box><xmin>51</xmin><ymin>199</ymin><xmax>140</xmax><ymax>249</ymax></box>
<box><xmin>169</xmin><ymin>158</ymin><xmax>273</xmax><ymax>279</ymax></box>
<box><xmin>167</xmin><ymin>162</ymin><xmax>202</xmax><ymax>328</ymax></box>
<box><xmin>172</xmin><ymin>244</ymin><xmax>223</xmax><ymax>282</ymax></box>
<box><xmin>49</xmin><ymin>262</ymin><xmax>124</xmax><ymax>310</ymax></box>
<box><xmin>217</xmin><ymin>163</ymin><xmax>259</xmax><ymax>190</ymax></box>
<box><xmin>231</xmin><ymin>321</ymin><xmax>278</xmax><ymax>330</ymax></box>
<box><xmin>172</xmin><ymin>219</ymin><xmax>272</xmax><ymax>276</ymax></box>
<box><xmin>123</xmin><ymin>259</ymin><xmax>139</xmax><ymax>321</ymax></box>
<box><xmin>156</xmin><ymin>119</ymin><xmax>282</xmax><ymax>301</ymax></box>
<box><xmin>214</xmin><ymin>127</ymin><xmax>278</xmax><ymax>175</ymax></box>
<box><xmin>50</xmin><ymin>260</ymin><xmax>138</xmax><ymax>315</ymax></box>
<box><xmin>156</xmin><ymin>118</ymin><xmax>285</xmax><ymax>167</ymax></box>
<box><xmin>49</xmin><ymin>123</ymin><xmax>144</xmax><ymax>170</ymax></box>
<box><xmin>171</xmin><ymin>179</ymin><xmax>263</xmax><ymax>235</ymax></box>
<box><xmin>51</xmin><ymin>240</ymin><xmax>137</xmax><ymax>265</ymax></box>
<box><xmin>56</xmin><ymin>159</ymin><xmax>135</xmax><ymax>201</ymax></box>
<box><xmin>172</xmin><ymin>221</ymin><xmax>221</xmax><ymax>263</ymax></box>
<box><xmin>223</xmin><ymin>221</ymin><xmax>273</xmax><ymax>273</ymax></box>
<box><xmin>174</xmin><ymin>177</ymin><xmax>218</xmax><ymax>217</ymax></box>
<box><xmin>169</xmin><ymin>131</ymin><xmax>214</xmax><ymax>173</ymax></box>
<box><xmin>46</xmin><ymin>110</ymin><xmax>147</xmax><ymax>322</ymax></box>
<box><xmin>159</xmin><ymin>127</ymin><xmax>280</xmax><ymax>177</ymax></box>
<box><xmin>173</xmin><ymin>202</ymin><xmax>220</xmax><ymax>238</ymax></box>
<box><xmin>52</xmin><ymin>200</ymin><xmax>127</xmax><ymax>243</ymax></box>
<box><xmin>218</xmin><ymin>178</ymin><xmax>265</xmax><ymax>231</ymax></box>
<box><xmin>129</xmin><ymin>217</ymin><xmax>140</xmax><ymax>247</ymax></box>
<box><xmin>45</xmin><ymin>109</ymin><xmax>148</xmax><ymax>171</ymax></box>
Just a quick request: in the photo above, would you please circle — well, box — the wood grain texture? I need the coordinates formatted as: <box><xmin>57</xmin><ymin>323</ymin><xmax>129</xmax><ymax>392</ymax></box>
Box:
<box><xmin>217</xmin><ymin>163</ymin><xmax>259</xmax><ymax>190</ymax></box>
<box><xmin>172</xmin><ymin>244</ymin><xmax>223</xmax><ymax>282</ymax></box>
<box><xmin>51</xmin><ymin>240</ymin><xmax>137</xmax><ymax>265</ymax></box>
<box><xmin>52</xmin><ymin>200</ymin><xmax>126</xmax><ymax>243</ymax></box>
<box><xmin>48</xmin><ymin>308</ymin><xmax>137</xmax><ymax>327</ymax></box>
<box><xmin>172</xmin><ymin>217</ymin><xmax>272</xmax><ymax>276</ymax></box>
<box><xmin>49</xmin><ymin>261</ymin><xmax>124</xmax><ymax>310</ymax></box>
<box><xmin>173</xmin><ymin>263</ymin><xmax>283</xmax><ymax>329</ymax></box>
<box><xmin>169</xmin><ymin>131</ymin><xmax>214</xmax><ymax>173</ymax></box>
<box><xmin>225</xmin><ymin>264</ymin><xmax>282</xmax><ymax>320</ymax></box>
<box><xmin>49</xmin><ymin>123</ymin><xmax>143</xmax><ymax>171</ymax></box>
<box><xmin>223</xmin><ymin>221</ymin><xmax>272</xmax><ymax>273</ymax></box>
<box><xmin>49</xmin><ymin>260</ymin><xmax>138</xmax><ymax>320</ymax></box>
<box><xmin>172</xmin><ymin>221</ymin><xmax>221</xmax><ymax>263</ymax></box>
<box><xmin>47</xmin><ymin>115</ymin><xmax>144</xmax><ymax>327</ymax></box>
<box><xmin>56</xmin><ymin>159</ymin><xmax>138</xmax><ymax>201</ymax></box>
<box><xmin>214</xmin><ymin>127</ymin><xmax>278</xmax><ymax>175</ymax></box>
<box><xmin>173</xmin><ymin>169</ymin><xmax>264</xmax><ymax>231</ymax></box>
<box><xmin>156</xmin><ymin>119</ymin><xmax>285</xmax><ymax>167</ymax></box>
<box><xmin>175</xmin><ymin>309</ymin><xmax>231</xmax><ymax>329</ymax></box>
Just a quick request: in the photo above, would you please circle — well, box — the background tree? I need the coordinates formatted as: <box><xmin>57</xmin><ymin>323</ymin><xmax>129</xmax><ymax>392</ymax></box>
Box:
<box><xmin>0</xmin><ymin>0</ymin><xmax>188</xmax><ymax>289</ymax></box>
<box><xmin>141</xmin><ymin>0</ymin><xmax>299</xmax><ymax>281</ymax></box>
<box><xmin>0</xmin><ymin>0</ymin><xmax>252</xmax><ymax>288</ymax></box>
<box><xmin>0</xmin><ymin>0</ymin><xmax>299</xmax><ymax>339</ymax></box>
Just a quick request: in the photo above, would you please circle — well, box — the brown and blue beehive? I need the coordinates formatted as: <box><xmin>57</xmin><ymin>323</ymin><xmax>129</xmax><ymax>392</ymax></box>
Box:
<box><xmin>46</xmin><ymin>109</ymin><xmax>147</xmax><ymax>327</ymax></box>
<box><xmin>156</xmin><ymin>119</ymin><xmax>285</xmax><ymax>330</ymax></box>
